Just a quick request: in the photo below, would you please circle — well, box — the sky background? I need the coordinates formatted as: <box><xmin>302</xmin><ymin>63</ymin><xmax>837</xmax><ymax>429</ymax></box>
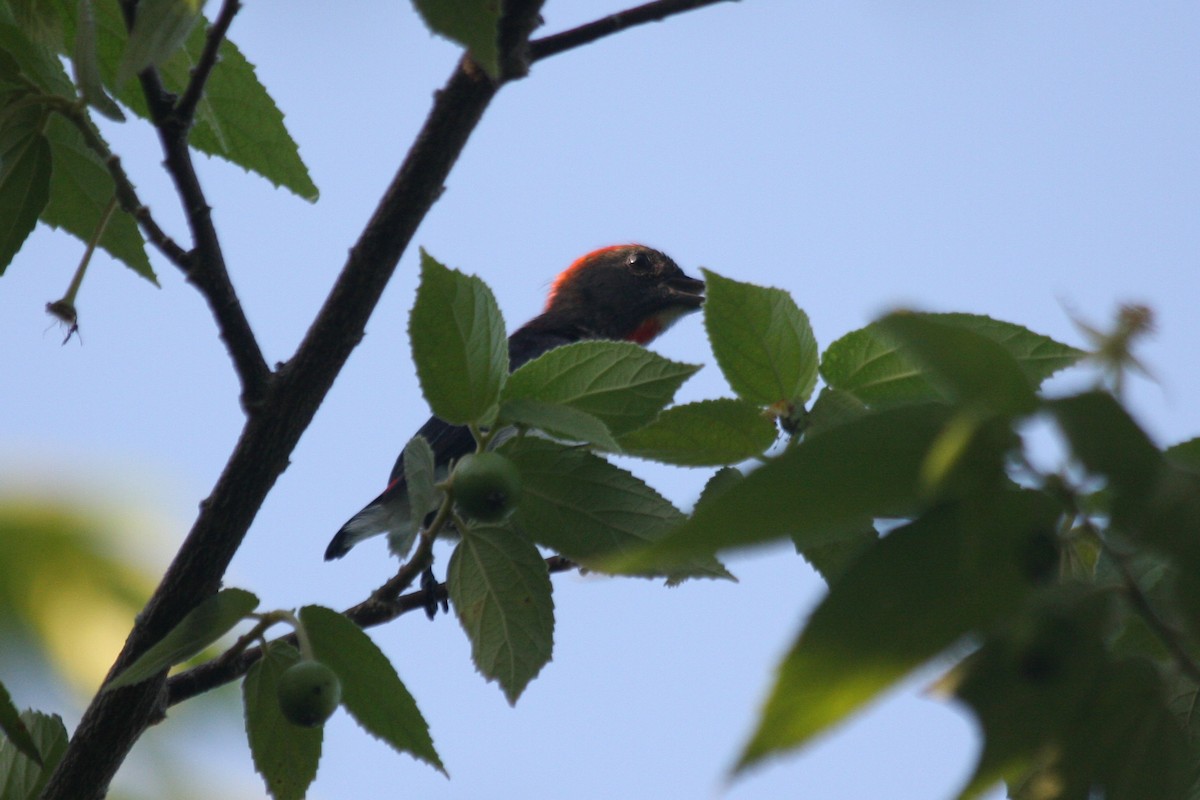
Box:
<box><xmin>3</xmin><ymin>1</ymin><xmax>1199</xmax><ymax>798</ymax></box>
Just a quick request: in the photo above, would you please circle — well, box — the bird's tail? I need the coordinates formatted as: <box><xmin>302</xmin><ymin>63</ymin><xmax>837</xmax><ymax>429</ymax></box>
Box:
<box><xmin>324</xmin><ymin>484</ymin><xmax>416</xmax><ymax>560</ymax></box>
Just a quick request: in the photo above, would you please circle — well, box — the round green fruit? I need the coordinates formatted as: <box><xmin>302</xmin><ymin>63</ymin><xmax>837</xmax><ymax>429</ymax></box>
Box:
<box><xmin>277</xmin><ymin>659</ymin><xmax>342</xmax><ymax>727</ymax></box>
<box><xmin>452</xmin><ymin>452</ymin><xmax>522</xmax><ymax>522</ymax></box>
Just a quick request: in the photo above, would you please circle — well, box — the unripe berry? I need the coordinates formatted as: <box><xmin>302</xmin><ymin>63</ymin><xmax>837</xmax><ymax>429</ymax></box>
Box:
<box><xmin>452</xmin><ymin>452</ymin><xmax>522</xmax><ymax>522</ymax></box>
<box><xmin>277</xmin><ymin>660</ymin><xmax>342</xmax><ymax>727</ymax></box>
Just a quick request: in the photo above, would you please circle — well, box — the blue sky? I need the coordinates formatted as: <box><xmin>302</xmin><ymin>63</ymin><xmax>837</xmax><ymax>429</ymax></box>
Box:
<box><xmin>3</xmin><ymin>2</ymin><xmax>1199</xmax><ymax>798</ymax></box>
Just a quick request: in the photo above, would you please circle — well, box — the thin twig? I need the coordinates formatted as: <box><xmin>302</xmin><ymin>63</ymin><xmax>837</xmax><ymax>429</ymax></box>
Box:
<box><xmin>41</xmin><ymin>0</ymin><xmax>732</xmax><ymax>794</ymax></box>
<box><xmin>176</xmin><ymin>0</ymin><xmax>241</xmax><ymax>123</ymax></box>
<box><xmin>49</xmin><ymin>101</ymin><xmax>189</xmax><ymax>267</ymax></box>
<box><xmin>1106</xmin><ymin>541</ymin><xmax>1200</xmax><ymax>685</ymax></box>
<box><xmin>530</xmin><ymin>0</ymin><xmax>736</xmax><ymax>62</ymax></box>
<box><xmin>166</xmin><ymin>555</ymin><xmax>577</xmax><ymax>706</ymax></box>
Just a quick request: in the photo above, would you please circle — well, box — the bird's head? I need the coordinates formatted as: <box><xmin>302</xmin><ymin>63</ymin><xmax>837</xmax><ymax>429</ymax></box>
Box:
<box><xmin>542</xmin><ymin>244</ymin><xmax>705</xmax><ymax>343</ymax></box>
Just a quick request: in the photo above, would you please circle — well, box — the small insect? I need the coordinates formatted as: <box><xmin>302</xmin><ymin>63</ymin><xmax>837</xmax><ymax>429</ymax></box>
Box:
<box><xmin>45</xmin><ymin>299</ymin><xmax>82</xmax><ymax>345</ymax></box>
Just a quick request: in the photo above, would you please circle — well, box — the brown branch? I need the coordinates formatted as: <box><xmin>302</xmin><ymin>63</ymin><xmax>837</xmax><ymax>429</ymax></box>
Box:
<box><xmin>167</xmin><ymin>556</ymin><xmax>577</xmax><ymax>706</ymax></box>
<box><xmin>175</xmin><ymin>0</ymin><xmax>241</xmax><ymax>123</ymax></box>
<box><xmin>40</xmin><ymin>0</ymin><xmax>733</xmax><ymax>795</ymax></box>
<box><xmin>38</xmin><ymin>4</ymin><xmax>546</xmax><ymax>798</ymax></box>
<box><xmin>154</xmin><ymin>110</ymin><xmax>271</xmax><ymax>410</ymax></box>
<box><xmin>530</xmin><ymin>0</ymin><xmax>736</xmax><ymax>62</ymax></box>
<box><xmin>49</xmin><ymin>100</ymin><xmax>189</xmax><ymax>267</ymax></box>
<box><xmin>111</xmin><ymin>0</ymin><xmax>271</xmax><ymax>411</ymax></box>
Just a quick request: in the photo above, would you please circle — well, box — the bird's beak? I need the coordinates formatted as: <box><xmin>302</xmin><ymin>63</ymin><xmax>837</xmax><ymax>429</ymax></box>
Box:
<box><xmin>666</xmin><ymin>272</ymin><xmax>705</xmax><ymax>309</ymax></box>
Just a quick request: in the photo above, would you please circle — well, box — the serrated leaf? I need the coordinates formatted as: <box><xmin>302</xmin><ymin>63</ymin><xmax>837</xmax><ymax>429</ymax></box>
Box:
<box><xmin>0</xmin><ymin>123</ymin><xmax>51</xmax><ymax>274</ymax></box>
<box><xmin>106</xmin><ymin>587</ymin><xmax>259</xmax><ymax>690</ymax></box>
<box><xmin>618</xmin><ymin>398</ymin><xmax>778</xmax><ymax>466</ymax></box>
<box><xmin>410</xmin><ymin>250</ymin><xmax>508</xmax><ymax>426</ymax></box>
<box><xmin>797</xmin><ymin>518</ymin><xmax>877</xmax><ymax>586</ymax></box>
<box><xmin>0</xmin><ymin>22</ymin><xmax>75</xmax><ymax>96</ymax></box>
<box><xmin>90</xmin><ymin>1</ymin><xmax>318</xmax><ymax>200</ymax></box>
<box><xmin>403</xmin><ymin>434</ymin><xmax>441</xmax><ymax>533</ymax></box>
<box><xmin>243</xmin><ymin>642</ymin><xmax>322</xmax><ymax>800</ymax></box>
<box><xmin>503</xmin><ymin>436</ymin><xmax>729</xmax><ymax>580</ymax></box>
<box><xmin>702</xmin><ymin>270</ymin><xmax>819</xmax><ymax>406</ymax></box>
<box><xmin>498</xmin><ymin>397</ymin><xmax>621</xmax><ymax>451</ymax></box>
<box><xmin>738</xmin><ymin>494</ymin><xmax>1055</xmax><ymax>772</ymax></box>
<box><xmin>115</xmin><ymin>0</ymin><xmax>203</xmax><ymax>85</ymax></box>
<box><xmin>72</xmin><ymin>0</ymin><xmax>123</xmax><ymax>120</ymax></box>
<box><xmin>300</xmin><ymin>605</ymin><xmax>444</xmax><ymax>773</ymax></box>
<box><xmin>0</xmin><ymin>682</ymin><xmax>41</xmax><ymax>767</ymax></box>
<box><xmin>619</xmin><ymin>403</ymin><xmax>954</xmax><ymax>570</ymax></box>
<box><xmin>694</xmin><ymin>466</ymin><xmax>743</xmax><ymax>512</ymax></box>
<box><xmin>183</xmin><ymin>28</ymin><xmax>318</xmax><ymax>199</ymax></box>
<box><xmin>878</xmin><ymin>312</ymin><xmax>1037</xmax><ymax>416</ymax></box>
<box><xmin>503</xmin><ymin>340</ymin><xmax>700</xmax><ymax>436</ymax></box>
<box><xmin>447</xmin><ymin>526</ymin><xmax>554</xmax><ymax>704</ymax></box>
<box><xmin>42</xmin><ymin>115</ymin><xmax>153</xmax><ymax>280</ymax></box>
<box><xmin>805</xmin><ymin>386</ymin><xmax>869</xmax><ymax>437</ymax></box>
<box><xmin>821</xmin><ymin>313</ymin><xmax>1084</xmax><ymax>408</ymax></box>
<box><xmin>0</xmin><ymin>710</ymin><xmax>67</xmax><ymax>800</ymax></box>
<box><xmin>411</xmin><ymin>0</ymin><xmax>501</xmax><ymax>79</ymax></box>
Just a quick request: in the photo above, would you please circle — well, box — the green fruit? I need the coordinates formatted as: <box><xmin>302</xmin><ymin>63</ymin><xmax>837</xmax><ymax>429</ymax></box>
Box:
<box><xmin>452</xmin><ymin>451</ymin><xmax>522</xmax><ymax>522</ymax></box>
<box><xmin>277</xmin><ymin>660</ymin><xmax>342</xmax><ymax>727</ymax></box>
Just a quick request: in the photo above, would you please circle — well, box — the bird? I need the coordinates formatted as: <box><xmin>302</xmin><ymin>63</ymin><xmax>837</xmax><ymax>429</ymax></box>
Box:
<box><xmin>324</xmin><ymin>243</ymin><xmax>705</xmax><ymax>562</ymax></box>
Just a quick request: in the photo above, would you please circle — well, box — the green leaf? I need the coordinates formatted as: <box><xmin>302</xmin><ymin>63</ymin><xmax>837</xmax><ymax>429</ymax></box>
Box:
<box><xmin>72</xmin><ymin>0</ymin><xmax>123</xmax><ymax>120</ymax></box>
<box><xmin>0</xmin><ymin>22</ymin><xmax>75</xmax><ymax>96</ymax></box>
<box><xmin>403</xmin><ymin>434</ymin><xmax>441</xmax><ymax>534</ymax></box>
<box><xmin>796</xmin><ymin>518</ymin><xmax>877</xmax><ymax>586</ymax></box>
<box><xmin>42</xmin><ymin>115</ymin><xmax>153</xmax><ymax>281</ymax></box>
<box><xmin>106</xmin><ymin>587</ymin><xmax>259</xmax><ymax>690</ymax></box>
<box><xmin>410</xmin><ymin>250</ymin><xmax>508</xmax><ymax>426</ymax></box>
<box><xmin>955</xmin><ymin>597</ymin><xmax>1189</xmax><ymax>800</ymax></box>
<box><xmin>737</xmin><ymin>493</ymin><xmax>1056</xmax><ymax>772</ymax></box>
<box><xmin>1165</xmin><ymin>437</ymin><xmax>1200</xmax><ymax>473</ymax></box>
<box><xmin>497</xmin><ymin>397</ymin><xmax>621</xmax><ymax>452</ymax></box>
<box><xmin>1047</xmin><ymin>391</ymin><xmax>1162</xmax><ymax>519</ymax></box>
<box><xmin>183</xmin><ymin>28</ymin><xmax>318</xmax><ymax>200</ymax></box>
<box><xmin>877</xmin><ymin>312</ymin><xmax>1037</xmax><ymax>416</ymax></box>
<box><xmin>0</xmin><ymin>710</ymin><xmax>67</xmax><ymax>800</ymax></box>
<box><xmin>115</xmin><ymin>0</ymin><xmax>203</xmax><ymax>85</ymax></box>
<box><xmin>411</xmin><ymin>0</ymin><xmax>501</xmax><ymax>79</ymax></box>
<box><xmin>89</xmin><ymin>1</ymin><xmax>318</xmax><ymax>200</ymax></box>
<box><xmin>804</xmin><ymin>386</ymin><xmax>869</xmax><ymax>437</ymax></box>
<box><xmin>617</xmin><ymin>398</ymin><xmax>779</xmax><ymax>466</ymax></box>
<box><xmin>243</xmin><ymin>642</ymin><xmax>322</xmax><ymax>800</ymax></box>
<box><xmin>702</xmin><ymin>270</ymin><xmax>819</xmax><ymax>407</ymax></box>
<box><xmin>821</xmin><ymin>313</ymin><xmax>1084</xmax><ymax>408</ymax></box>
<box><xmin>619</xmin><ymin>403</ymin><xmax>954</xmax><ymax>570</ymax></box>
<box><xmin>503</xmin><ymin>437</ymin><xmax>729</xmax><ymax>580</ymax></box>
<box><xmin>693</xmin><ymin>466</ymin><xmax>743</xmax><ymax>512</ymax></box>
<box><xmin>300</xmin><ymin>605</ymin><xmax>444</xmax><ymax>773</ymax></box>
<box><xmin>0</xmin><ymin>682</ymin><xmax>41</xmax><ymax>767</ymax></box>
<box><xmin>0</xmin><ymin>123</ymin><xmax>52</xmax><ymax>274</ymax></box>
<box><xmin>447</xmin><ymin>526</ymin><xmax>554</xmax><ymax>704</ymax></box>
<box><xmin>503</xmin><ymin>340</ymin><xmax>700</xmax><ymax>436</ymax></box>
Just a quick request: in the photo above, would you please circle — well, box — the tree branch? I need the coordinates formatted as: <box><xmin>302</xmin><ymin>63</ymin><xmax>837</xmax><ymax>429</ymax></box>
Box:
<box><xmin>166</xmin><ymin>556</ymin><xmax>577</xmax><ymax>706</ymax></box>
<box><xmin>530</xmin><ymin>0</ymin><xmax>736</xmax><ymax>62</ymax></box>
<box><xmin>40</xmin><ymin>0</ymin><xmax>732</xmax><ymax>795</ymax></box>
<box><xmin>50</xmin><ymin>101</ymin><xmax>189</xmax><ymax>267</ymax></box>
<box><xmin>39</xmin><ymin>3</ymin><xmax>545</xmax><ymax>797</ymax></box>
<box><xmin>113</xmin><ymin>0</ymin><xmax>271</xmax><ymax>411</ymax></box>
<box><xmin>175</xmin><ymin>0</ymin><xmax>241</xmax><ymax>124</ymax></box>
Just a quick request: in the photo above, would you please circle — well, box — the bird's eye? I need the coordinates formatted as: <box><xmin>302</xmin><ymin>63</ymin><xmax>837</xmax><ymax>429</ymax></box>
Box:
<box><xmin>627</xmin><ymin>250</ymin><xmax>653</xmax><ymax>273</ymax></box>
